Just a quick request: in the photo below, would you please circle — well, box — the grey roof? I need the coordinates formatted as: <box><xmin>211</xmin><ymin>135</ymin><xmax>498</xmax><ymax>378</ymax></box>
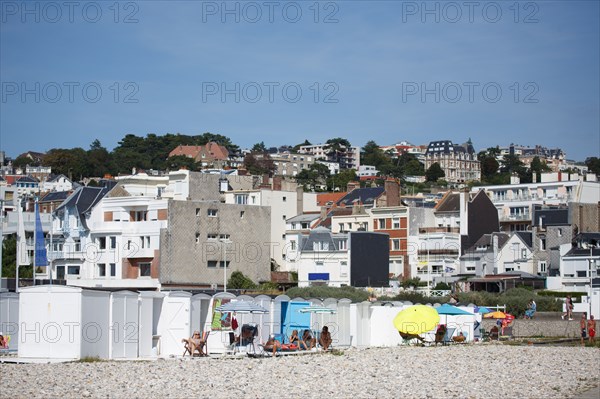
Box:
<box><xmin>337</xmin><ymin>187</ymin><xmax>384</xmax><ymax>207</ymax></box>
<box><xmin>56</xmin><ymin>186</ymin><xmax>110</xmax><ymax>230</ymax></box>
<box><xmin>467</xmin><ymin>233</ymin><xmax>510</xmax><ymax>252</ymax></box>
<box><xmin>17</xmin><ymin>175</ymin><xmax>39</xmax><ymax>183</ymax></box>
<box><xmin>40</xmin><ymin>191</ymin><xmax>71</xmax><ymax>203</ymax></box>
<box><xmin>46</xmin><ymin>174</ymin><xmax>70</xmax><ymax>183</ymax></box>
<box><xmin>286</xmin><ymin>213</ymin><xmax>321</xmax><ymax>223</ymax></box>
<box><xmin>496</xmin><ymin>271</ymin><xmax>542</xmax><ymax>279</ymax></box>
<box><xmin>532</xmin><ymin>205</ymin><xmax>570</xmax><ymax>227</ymax></box>
<box><xmin>515</xmin><ymin>231</ymin><xmax>533</xmax><ymax>249</ymax></box>
<box><xmin>300</xmin><ymin>226</ymin><xmax>348</xmax><ymax>252</ymax></box>
<box><xmin>435</xmin><ymin>193</ymin><xmax>460</xmax><ymax>213</ymax></box>
<box><xmin>425</xmin><ymin>140</ymin><xmax>476</xmax><ymax>156</ymax></box>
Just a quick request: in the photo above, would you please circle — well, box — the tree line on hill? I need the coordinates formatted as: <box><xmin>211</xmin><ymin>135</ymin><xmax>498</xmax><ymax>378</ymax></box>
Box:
<box><xmin>9</xmin><ymin>133</ymin><xmax>600</xmax><ymax>185</ymax></box>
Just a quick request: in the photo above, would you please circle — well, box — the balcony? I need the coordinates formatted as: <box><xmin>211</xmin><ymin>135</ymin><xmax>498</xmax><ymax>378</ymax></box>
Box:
<box><xmin>500</xmin><ymin>213</ymin><xmax>531</xmax><ymax>222</ymax></box>
<box><xmin>419</xmin><ymin>227</ymin><xmax>459</xmax><ymax>234</ymax></box>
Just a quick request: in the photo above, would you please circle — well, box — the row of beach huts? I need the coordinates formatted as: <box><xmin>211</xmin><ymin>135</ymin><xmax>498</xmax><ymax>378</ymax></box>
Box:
<box><xmin>0</xmin><ymin>285</ymin><xmax>481</xmax><ymax>361</ymax></box>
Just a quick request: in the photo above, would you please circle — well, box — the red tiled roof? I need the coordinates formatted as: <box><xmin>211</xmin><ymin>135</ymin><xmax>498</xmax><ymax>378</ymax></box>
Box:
<box><xmin>169</xmin><ymin>143</ymin><xmax>229</xmax><ymax>162</ymax></box>
<box><xmin>316</xmin><ymin>192</ymin><xmax>346</xmax><ymax>206</ymax></box>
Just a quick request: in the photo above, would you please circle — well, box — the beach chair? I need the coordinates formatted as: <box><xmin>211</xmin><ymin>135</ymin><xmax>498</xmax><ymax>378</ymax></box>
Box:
<box><xmin>182</xmin><ymin>331</ymin><xmax>208</xmax><ymax>357</ymax></box>
<box><xmin>0</xmin><ymin>335</ymin><xmax>10</xmax><ymax>354</ymax></box>
<box><xmin>443</xmin><ymin>327</ymin><xmax>456</xmax><ymax>345</ymax></box>
<box><xmin>499</xmin><ymin>326</ymin><xmax>513</xmax><ymax>341</ymax></box>
<box><xmin>480</xmin><ymin>328</ymin><xmax>489</xmax><ymax>342</ymax></box>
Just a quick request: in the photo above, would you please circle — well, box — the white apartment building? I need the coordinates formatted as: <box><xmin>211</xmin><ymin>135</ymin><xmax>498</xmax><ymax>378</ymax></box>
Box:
<box><xmin>357</xmin><ymin>165</ymin><xmax>379</xmax><ymax>178</ymax></box>
<box><xmin>471</xmin><ymin>178</ymin><xmax>600</xmax><ymax>232</ymax></box>
<box><xmin>298</xmin><ymin>143</ymin><xmax>361</xmax><ymax>170</ymax></box>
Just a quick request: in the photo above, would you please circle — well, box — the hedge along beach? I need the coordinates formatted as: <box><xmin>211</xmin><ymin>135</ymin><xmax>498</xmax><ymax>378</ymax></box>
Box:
<box><xmin>1</xmin><ymin>345</ymin><xmax>598</xmax><ymax>398</ymax></box>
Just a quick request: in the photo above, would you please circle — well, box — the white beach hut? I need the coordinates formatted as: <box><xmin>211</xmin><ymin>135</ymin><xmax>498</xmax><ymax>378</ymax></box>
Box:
<box><xmin>138</xmin><ymin>291</ymin><xmax>164</xmax><ymax>358</ymax></box>
<box><xmin>110</xmin><ymin>290</ymin><xmax>139</xmax><ymax>359</ymax></box>
<box><xmin>156</xmin><ymin>291</ymin><xmax>192</xmax><ymax>357</ymax></box>
<box><xmin>0</xmin><ymin>291</ymin><xmax>19</xmax><ymax>351</ymax></box>
<box><xmin>18</xmin><ymin>285</ymin><xmax>110</xmax><ymax>360</ymax></box>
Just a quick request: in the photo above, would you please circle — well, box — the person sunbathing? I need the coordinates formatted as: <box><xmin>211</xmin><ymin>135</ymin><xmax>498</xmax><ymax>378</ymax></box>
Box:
<box><xmin>319</xmin><ymin>326</ymin><xmax>333</xmax><ymax>350</ymax></box>
<box><xmin>0</xmin><ymin>332</ymin><xmax>7</xmax><ymax>349</ymax></box>
<box><xmin>264</xmin><ymin>335</ymin><xmax>282</xmax><ymax>356</ymax></box>
<box><xmin>452</xmin><ymin>331</ymin><xmax>466</xmax><ymax>343</ymax></box>
<box><xmin>399</xmin><ymin>331</ymin><xmax>425</xmax><ymax>343</ymax></box>
<box><xmin>289</xmin><ymin>329</ymin><xmax>308</xmax><ymax>350</ymax></box>
<box><xmin>302</xmin><ymin>329</ymin><xmax>316</xmax><ymax>350</ymax></box>
<box><xmin>182</xmin><ymin>331</ymin><xmax>206</xmax><ymax>356</ymax></box>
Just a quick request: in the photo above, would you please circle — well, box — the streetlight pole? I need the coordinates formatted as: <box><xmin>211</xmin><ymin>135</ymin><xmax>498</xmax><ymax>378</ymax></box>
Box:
<box><xmin>0</xmin><ymin>198</ymin><xmax>4</xmax><ymax>289</ymax></box>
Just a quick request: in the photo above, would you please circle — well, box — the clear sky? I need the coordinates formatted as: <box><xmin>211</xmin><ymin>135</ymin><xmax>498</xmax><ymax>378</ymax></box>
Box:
<box><xmin>1</xmin><ymin>0</ymin><xmax>599</xmax><ymax>161</ymax></box>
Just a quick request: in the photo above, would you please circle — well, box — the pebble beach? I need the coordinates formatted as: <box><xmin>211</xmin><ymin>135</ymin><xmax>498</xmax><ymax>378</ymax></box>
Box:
<box><xmin>2</xmin><ymin>345</ymin><xmax>599</xmax><ymax>399</ymax></box>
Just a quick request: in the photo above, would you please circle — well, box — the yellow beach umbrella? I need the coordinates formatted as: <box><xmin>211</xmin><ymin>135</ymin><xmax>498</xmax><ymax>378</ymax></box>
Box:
<box><xmin>483</xmin><ymin>311</ymin><xmax>507</xmax><ymax>319</ymax></box>
<box><xmin>393</xmin><ymin>305</ymin><xmax>440</xmax><ymax>335</ymax></box>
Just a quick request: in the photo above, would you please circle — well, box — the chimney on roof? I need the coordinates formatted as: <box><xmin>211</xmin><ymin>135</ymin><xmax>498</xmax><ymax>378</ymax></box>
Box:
<box><xmin>347</xmin><ymin>181</ymin><xmax>359</xmax><ymax>192</ymax></box>
<box><xmin>384</xmin><ymin>178</ymin><xmax>400</xmax><ymax>207</ymax></box>
<box><xmin>259</xmin><ymin>174</ymin><xmax>270</xmax><ymax>189</ymax></box>
<box><xmin>273</xmin><ymin>175</ymin><xmax>282</xmax><ymax>191</ymax></box>
<box><xmin>320</xmin><ymin>206</ymin><xmax>328</xmax><ymax>219</ymax></box>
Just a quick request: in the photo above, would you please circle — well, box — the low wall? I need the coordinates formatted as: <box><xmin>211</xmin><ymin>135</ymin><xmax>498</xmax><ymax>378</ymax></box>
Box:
<box><xmin>482</xmin><ymin>319</ymin><xmax>584</xmax><ymax>338</ymax></box>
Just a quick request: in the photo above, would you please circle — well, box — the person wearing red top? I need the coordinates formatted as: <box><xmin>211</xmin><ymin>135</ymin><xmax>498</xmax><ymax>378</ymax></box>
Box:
<box><xmin>587</xmin><ymin>315</ymin><xmax>596</xmax><ymax>344</ymax></box>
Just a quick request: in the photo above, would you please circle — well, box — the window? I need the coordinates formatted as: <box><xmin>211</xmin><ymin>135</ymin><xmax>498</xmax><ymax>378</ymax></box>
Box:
<box><xmin>339</xmin><ymin>223</ymin><xmax>345</xmax><ymax>232</ymax></box>
<box><xmin>140</xmin><ymin>262</ymin><xmax>151</xmax><ymax>277</ymax></box>
<box><xmin>67</xmin><ymin>266</ymin><xmax>80</xmax><ymax>275</ymax></box>
<box><xmin>577</xmin><ymin>270</ymin><xmax>587</xmax><ymax>278</ymax></box>
<box><xmin>98</xmin><ymin>237</ymin><xmax>106</xmax><ymax>250</ymax></box>
<box><xmin>74</xmin><ymin>240</ymin><xmax>81</xmax><ymax>252</ymax></box>
<box><xmin>240</xmin><ymin>211</ymin><xmax>245</xmax><ymax>219</ymax></box>
<box><xmin>196</xmin><ymin>208</ymin><xmax>201</xmax><ymax>216</ymax></box>
<box><xmin>313</xmin><ymin>241</ymin><xmax>329</xmax><ymax>251</ymax></box>
<box><xmin>393</xmin><ymin>218</ymin><xmax>400</xmax><ymax>229</ymax></box>
<box><xmin>219</xmin><ymin>234</ymin><xmax>230</xmax><ymax>240</ymax></box>
<box><xmin>110</xmin><ymin>236</ymin><xmax>116</xmax><ymax>249</ymax></box>
<box><xmin>219</xmin><ymin>261</ymin><xmax>230</xmax><ymax>268</ymax></box>
<box><xmin>110</xmin><ymin>263</ymin><xmax>116</xmax><ymax>277</ymax></box>
<box><xmin>282</xmin><ymin>196</ymin><xmax>287</xmax><ymax>202</ymax></box>
<box><xmin>540</xmin><ymin>237</ymin><xmax>546</xmax><ymax>250</ymax></box>
<box><xmin>207</xmin><ymin>234</ymin><xmax>217</xmax><ymax>240</ymax></box>
<box><xmin>208</xmin><ymin>209</ymin><xmax>218</xmax><ymax>217</ymax></box>
<box><xmin>132</xmin><ymin>211</ymin><xmax>147</xmax><ymax>221</ymax></box>
<box><xmin>291</xmin><ymin>240</ymin><xmax>297</xmax><ymax>251</ymax></box>
<box><xmin>301</xmin><ymin>222</ymin><xmax>309</xmax><ymax>229</ymax></box>
<box><xmin>282</xmin><ymin>215</ymin><xmax>286</xmax><ymax>220</ymax></box>
<box><xmin>235</xmin><ymin>194</ymin><xmax>248</xmax><ymax>205</ymax></box>
<box><xmin>208</xmin><ymin>261</ymin><xmax>218</xmax><ymax>268</ymax></box>
<box><xmin>196</xmin><ymin>233</ymin><xmax>201</xmax><ymax>243</ymax></box>
<box><xmin>140</xmin><ymin>236</ymin><xmax>150</xmax><ymax>248</ymax></box>
<box><xmin>521</xmin><ymin>249</ymin><xmax>527</xmax><ymax>258</ymax></box>
<box><xmin>339</xmin><ymin>240</ymin><xmax>347</xmax><ymax>250</ymax></box>
<box><xmin>378</xmin><ymin>218</ymin><xmax>386</xmax><ymax>229</ymax></box>
<box><xmin>98</xmin><ymin>263</ymin><xmax>106</xmax><ymax>277</ymax></box>
<box><xmin>539</xmin><ymin>261</ymin><xmax>547</xmax><ymax>273</ymax></box>
<box><xmin>557</xmin><ymin>228</ymin><xmax>562</xmax><ymax>237</ymax></box>
<box><xmin>392</xmin><ymin>239</ymin><xmax>400</xmax><ymax>251</ymax></box>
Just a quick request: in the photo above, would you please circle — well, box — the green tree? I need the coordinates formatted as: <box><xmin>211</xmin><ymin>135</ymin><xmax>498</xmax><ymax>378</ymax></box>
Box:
<box><xmin>251</xmin><ymin>142</ymin><xmax>267</xmax><ymax>153</ymax></box>
<box><xmin>295</xmin><ymin>163</ymin><xmax>330</xmax><ymax>190</ymax></box>
<box><xmin>327</xmin><ymin>169</ymin><xmax>357</xmax><ymax>191</ymax></box>
<box><xmin>243</xmin><ymin>153</ymin><xmax>275</xmax><ymax>176</ymax></box>
<box><xmin>12</xmin><ymin>155</ymin><xmax>34</xmax><ymax>168</ymax></box>
<box><xmin>166</xmin><ymin>155</ymin><xmax>198</xmax><ymax>171</ymax></box>
<box><xmin>585</xmin><ymin>157</ymin><xmax>600</xmax><ymax>175</ymax></box>
<box><xmin>1</xmin><ymin>235</ymin><xmax>17</xmax><ymax>278</ymax></box>
<box><xmin>228</xmin><ymin>271</ymin><xmax>257</xmax><ymax>289</ymax></box>
<box><xmin>86</xmin><ymin>139</ymin><xmax>113</xmax><ymax>177</ymax></box>
<box><xmin>361</xmin><ymin>140</ymin><xmax>390</xmax><ymax>171</ymax></box>
<box><xmin>324</xmin><ymin>137</ymin><xmax>351</xmax><ymax>167</ymax></box>
<box><xmin>43</xmin><ymin>148</ymin><xmax>88</xmax><ymax>179</ymax></box>
<box><xmin>425</xmin><ymin>162</ymin><xmax>445</xmax><ymax>182</ymax></box>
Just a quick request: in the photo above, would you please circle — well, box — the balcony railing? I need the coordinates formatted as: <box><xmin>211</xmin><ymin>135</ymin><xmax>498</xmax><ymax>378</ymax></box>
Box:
<box><xmin>500</xmin><ymin>213</ymin><xmax>531</xmax><ymax>221</ymax></box>
<box><xmin>419</xmin><ymin>227</ymin><xmax>460</xmax><ymax>234</ymax></box>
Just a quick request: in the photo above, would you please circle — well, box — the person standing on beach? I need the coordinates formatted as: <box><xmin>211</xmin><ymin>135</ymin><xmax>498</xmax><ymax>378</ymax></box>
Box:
<box><xmin>587</xmin><ymin>315</ymin><xmax>596</xmax><ymax>344</ymax></box>
<box><xmin>562</xmin><ymin>295</ymin><xmax>574</xmax><ymax>320</ymax></box>
<box><xmin>580</xmin><ymin>313</ymin><xmax>587</xmax><ymax>346</ymax></box>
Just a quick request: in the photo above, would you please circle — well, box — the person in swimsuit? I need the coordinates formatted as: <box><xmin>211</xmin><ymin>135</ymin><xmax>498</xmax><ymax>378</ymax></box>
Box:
<box><xmin>289</xmin><ymin>329</ymin><xmax>308</xmax><ymax>350</ymax></box>
<box><xmin>587</xmin><ymin>315</ymin><xmax>596</xmax><ymax>344</ymax></box>
<box><xmin>580</xmin><ymin>313</ymin><xmax>587</xmax><ymax>346</ymax></box>
<box><xmin>302</xmin><ymin>329</ymin><xmax>316</xmax><ymax>350</ymax></box>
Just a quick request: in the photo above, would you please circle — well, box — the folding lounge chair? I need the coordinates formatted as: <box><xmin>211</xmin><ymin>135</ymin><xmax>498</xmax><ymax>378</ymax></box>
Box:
<box><xmin>443</xmin><ymin>327</ymin><xmax>456</xmax><ymax>345</ymax></box>
<box><xmin>499</xmin><ymin>326</ymin><xmax>513</xmax><ymax>341</ymax></box>
<box><xmin>182</xmin><ymin>331</ymin><xmax>209</xmax><ymax>357</ymax></box>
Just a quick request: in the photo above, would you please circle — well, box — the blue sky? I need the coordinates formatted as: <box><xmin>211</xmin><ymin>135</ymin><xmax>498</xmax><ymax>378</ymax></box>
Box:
<box><xmin>1</xmin><ymin>0</ymin><xmax>599</xmax><ymax>161</ymax></box>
